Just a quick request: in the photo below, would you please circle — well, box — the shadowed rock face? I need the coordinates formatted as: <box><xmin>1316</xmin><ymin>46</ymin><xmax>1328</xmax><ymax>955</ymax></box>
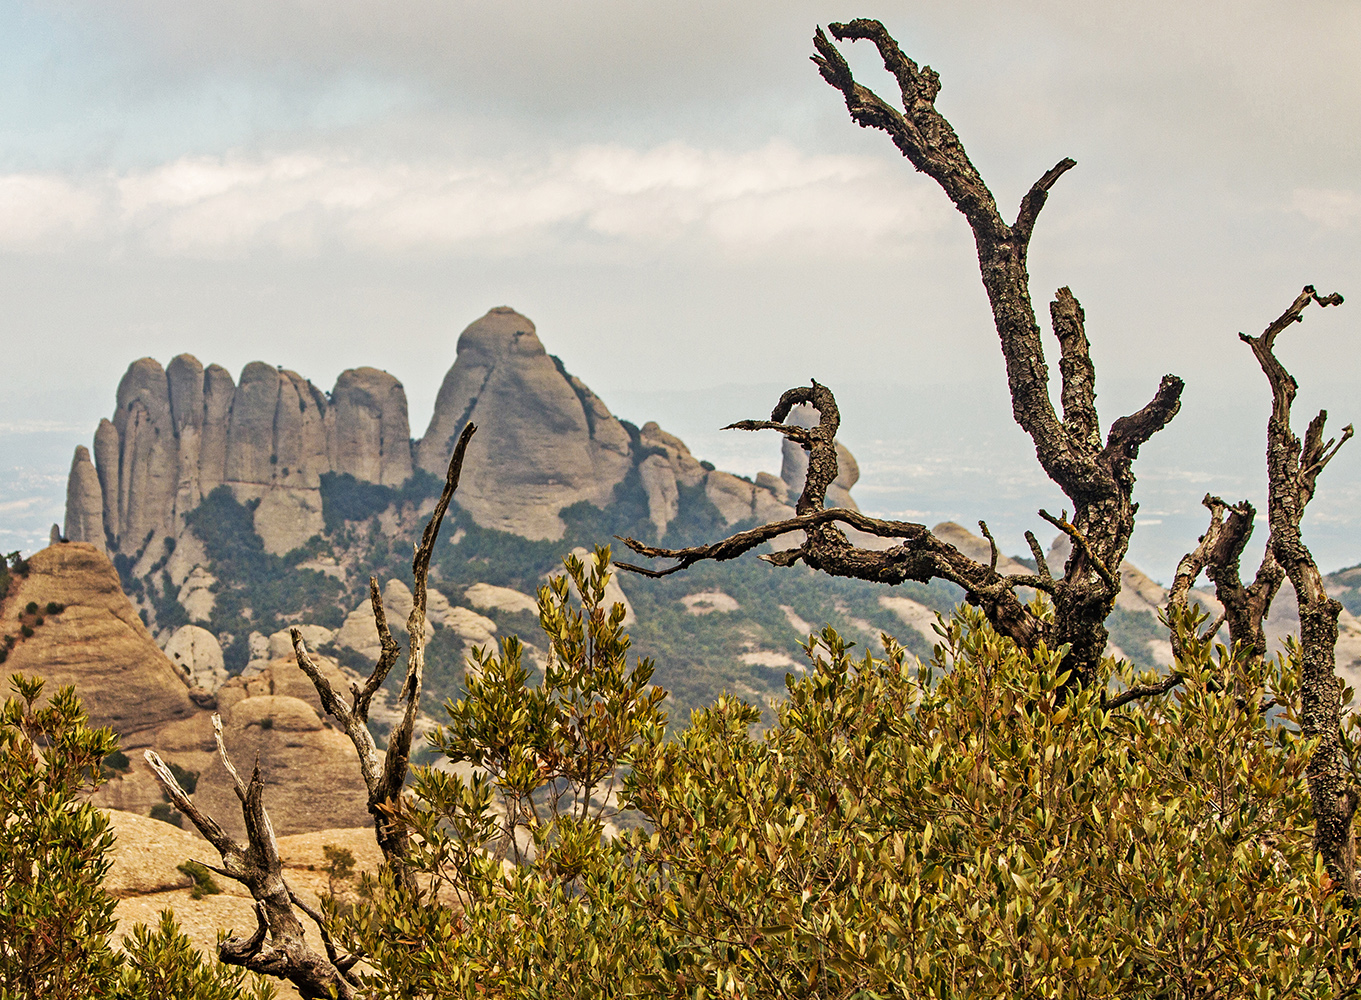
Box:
<box><xmin>415</xmin><ymin>306</ymin><xmax>633</xmax><ymax>540</ymax></box>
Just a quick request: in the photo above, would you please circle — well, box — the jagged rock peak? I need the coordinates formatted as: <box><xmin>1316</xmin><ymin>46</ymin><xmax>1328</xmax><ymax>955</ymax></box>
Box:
<box><xmin>64</xmin><ymin>445</ymin><xmax>104</xmax><ymax>548</ymax></box>
<box><xmin>72</xmin><ymin>354</ymin><xmax>421</xmax><ymax>564</ymax></box>
<box><xmin>416</xmin><ymin>306</ymin><xmax>633</xmax><ymax>540</ymax></box>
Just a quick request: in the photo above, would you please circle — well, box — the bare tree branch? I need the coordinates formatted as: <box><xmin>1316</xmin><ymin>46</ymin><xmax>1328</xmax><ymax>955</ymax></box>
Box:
<box><xmin>726</xmin><ymin>20</ymin><xmax>1187</xmax><ymax>689</ymax></box>
<box><xmin>293</xmin><ymin>420</ymin><xmax>477</xmax><ymax>894</ymax></box>
<box><xmin>1037</xmin><ymin>509</ymin><xmax>1116</xmax><ymax>590</ymax></box>
<box><xmin>1238</xmin><ymin>286</ymin><xmax>1357</xmax><ymax>900</ymax></box>
<box><xmin>1102</xmin><ymin>672</ymin><xmax>1186</xmax><ymax>711</ymax></box>
<box><xmin>144</xmin><ymin>730</ymin><xmax>357</xmax><ymax>999</ymax></box>
<box><xmin>978</xmin><ymin>520</ymin><xmax>999</xmax><ymax>573</ymax></box>
<box><xmin>1025</xmin><ymin>530</ymin><xmax>1051</xmax><ymax>583</ymax></box>
<box><xmin>139</xmin><ymin>422</ymin><xmax>479</xmax><ymax>996</ymax></box>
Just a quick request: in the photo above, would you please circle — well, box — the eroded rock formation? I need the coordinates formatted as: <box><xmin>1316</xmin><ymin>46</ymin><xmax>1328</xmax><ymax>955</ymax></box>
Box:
<box><xmin>1</xmin><ymin>543</ymin><xmax>198</xmax><ymax>741</ymax></box>
<box><xmin>66</xmin><ymin>354</ymin><xmax>417</xmax><ymax>566</ymax></box>
<box><xmin>415</xmin><ymin>307</ymin><xmax>633</xmax><ymax>540</ymax></box>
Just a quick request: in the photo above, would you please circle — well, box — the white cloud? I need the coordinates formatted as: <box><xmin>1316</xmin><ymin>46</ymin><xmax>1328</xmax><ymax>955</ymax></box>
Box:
<box><xmin>1290</xmin><ymin>188</ymin><xmax>1361</xmax><ymax>230</ymax></box>
<box><xmin>0</xmin><ymin>175</ymin><xmax>104</xmax><ymax>248</ymax></box>
<box><xmin>0</xmin><ymin>141</ymin><xmax>947</xmax><ymax>259</ymax></box>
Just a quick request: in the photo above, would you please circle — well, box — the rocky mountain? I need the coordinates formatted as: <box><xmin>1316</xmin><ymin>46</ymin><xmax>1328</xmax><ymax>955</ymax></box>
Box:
<box><xmin>53</xmin><ymin>303</ymin><xmax>1361</xmax><ymax>734</ymax></box>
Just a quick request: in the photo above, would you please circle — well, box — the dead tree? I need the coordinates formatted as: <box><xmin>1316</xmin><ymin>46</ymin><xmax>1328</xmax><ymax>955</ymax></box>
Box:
<box><xmin>618</xmin><ymin>21</ymin><xmax>1184</xmax><ymax>690</ymax></box>
<box><xmin>144</xmin><ymin>423</ymin><xmax>477</xmax><ymax>998</ymax></box>
<box><xmin>1141</xmin><ymin>288</ymin><xmax>1356</xmax><ymax>897</ymax></box>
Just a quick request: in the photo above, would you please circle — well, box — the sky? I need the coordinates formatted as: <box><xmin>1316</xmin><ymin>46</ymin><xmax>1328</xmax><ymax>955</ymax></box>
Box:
<box><xmin>1</xmin><ymin>0</ymin><xmax>1358</xmax><ymax>584</ymax></box>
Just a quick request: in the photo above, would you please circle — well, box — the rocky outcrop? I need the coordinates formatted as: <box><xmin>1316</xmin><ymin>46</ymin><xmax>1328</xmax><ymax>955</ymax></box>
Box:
<box><xmin>465</xmin><ymin>582</ymin><xmax>539</xmax><ymax>616</ymax></box>
<box><xmin>1</xmin><ymin>543</ymin><xmax>198</xmax><ymax>741</ymax></box>
<box><xmin>176</xmin><ymin>566</ymin><xmax>217</xmax><ymax>623</ymax></box>
<box><xmin>780</xmin><ymin>403</ymin><xmax>860</xmax><ymax>511</ymax></box>
<box><xmin>188</xmin><ymin>689</ymin><xmax>373</xmax><ymax>840</ymax></box>
<box><xmin>64</xmin><ymin>445</ymin><xmax>104</xmax><ymax>546</ymax></box>
<box><xmin>67</xmin><ymin>354</ymin><xmax>420</xmax><ymax>569</ymax></box>
<box><xmin>414</xmin><ymin>307</ymin><xmax>633</xmax><ymax>540</ymax></box>
<box><xmin>329</xmin><ymin>368</ymin><xmax>413</xmax><ymax>487</ymax></box>
<box><xmin>162</xmin><ymin>625</ymin><xmax>227</xmax><ymax>698</ymax></box>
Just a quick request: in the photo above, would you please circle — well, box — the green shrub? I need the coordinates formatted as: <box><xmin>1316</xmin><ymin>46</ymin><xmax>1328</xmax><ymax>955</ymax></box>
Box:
<box><xmin>163</xmin><ymin>760</ymin><xmax>198</xmax><ymax>794</ymax></box>
<box><xmin>337</xmin><ymin>601</ymin><xmax>1361</xmax><ymax>999</ymax></box>
<box><xmin>1</xmin><ymin>675</ymin><xmax>121</xmax><ymax>998</ymax></box>
<box><xmin>176</xmin><ymin>861</ymin><xmax>222</xmax><ymax>900</ymax></box>
<box><xmin>148</xmin><ymin>803</ymin><xmax>183</xmax><ymax>828</ymax></box>
<box><xmin>2</xmin><ymin>676</ymin><xmax>268</xmax><ymax>998</ymax></box>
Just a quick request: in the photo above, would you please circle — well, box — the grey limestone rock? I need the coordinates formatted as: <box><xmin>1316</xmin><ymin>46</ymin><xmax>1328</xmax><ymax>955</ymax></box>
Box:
<box><xmin>415</xmin><ymin>307</ymin><xmax>633</xmax><ymax>540</ymax></box>
<box><xmin>639</xmin><ymin>453</ymin><xmax>680</xmax><ymax>538</ymax></box>
<box><xmin>112</xmin><ymin>358</ymin><xmax>179</xmax><ymax>561</ymax></box>
<box><xmin>780</xmin><ymin>403</ymin><xmax>860</xmax><ymax>511</ymax></box>
<box><xmin>64</xmin><ymin>445</ymin><xmax>104</xmax><ymax>547</ymax></box>
<box><xmin>329</xmin><ymin>367</ymin><xmax>413</xmax><ymax>487</ymax></box>
<box><xmin>199</xmin><ymin>363</ymin><xmax>235</xmax><ymax>495</ymax></box>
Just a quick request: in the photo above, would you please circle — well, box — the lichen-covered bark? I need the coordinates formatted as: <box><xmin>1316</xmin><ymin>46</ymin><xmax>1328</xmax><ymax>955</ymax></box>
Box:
<box><xmin>1244</xmin><ymin>287</ymin><xmax>1355</xmax><ymax>898</ymax></box>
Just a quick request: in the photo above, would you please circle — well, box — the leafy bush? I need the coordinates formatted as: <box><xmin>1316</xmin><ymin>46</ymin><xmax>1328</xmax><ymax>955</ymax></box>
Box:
<box><xmin>1</xmin><ymin>675</ymin><xmax>122</xmax><ymax>998</ymax></box>
<box><xmin>319</xmin><ymin>472</ymin><xmax>397</xmax><ymax>532</ymax></box>
<box><xmin>176</xmin><ymin>861</ymin><xmax>222</xmax><ymax>900</ymax></box>
<box><xmin>164</xmin><ymin>760</ymin><xmax>198</xmax><ymax>794</ymax></box>
<box><xmin>337</xmin><ymin>603</ymin><xmax>1361</xmax><ymax>999</ymax></box>
<box><xmin>116</xmin><ymin>911</ymin><xmax>275</xmax><ymax>999</ymax></box>
<box><xmin>1</xmin><ymin>675</ymin><xmax>270</xmax><ymax>998</ymax></box>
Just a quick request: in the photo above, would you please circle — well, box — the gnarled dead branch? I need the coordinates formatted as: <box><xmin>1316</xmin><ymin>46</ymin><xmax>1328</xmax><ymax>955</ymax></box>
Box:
<box><xmin>145</xmin><ymin>718</ymin><xmax>359</xmax><ymax>999</ymax></box>
<box><xmin>144</xmin><ymin>421</ymin><xmax>478</xmax><ymax>994</ymax></box>
<box><xmin>1243</xmin><ymin>287</ymin><xmax>1357</xmax><ymax>899</ymax></box>
<box><xmin>292</xmin><ymin>419</ymin><xmax>475</xmax><ymax>893</ymax></box>
<box><xmin>621</xmin><ymin>21</ymin><xmax>1186</xmax><ymax>691</ymax></box>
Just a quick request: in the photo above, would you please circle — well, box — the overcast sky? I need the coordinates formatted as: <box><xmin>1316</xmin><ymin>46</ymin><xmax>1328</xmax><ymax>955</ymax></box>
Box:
<box><xmin>1</xmin><ymin>0</ymin><xmax>1358</xmax><ymax>581</ymax></box>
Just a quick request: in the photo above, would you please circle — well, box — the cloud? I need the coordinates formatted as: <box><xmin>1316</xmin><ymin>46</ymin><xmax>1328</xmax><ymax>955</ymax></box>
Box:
<box><xmin>0</xmin><ymin>175</ymin><xmax>103</xmax><ymax>248</ymax></box>
<box><xmin>0</xmin><ymin>140</ymin><xmax>947</xmax><ymax>259</ymax></box>
<box><xmin>1290</xmin><ymin>188</ymin><xmax>1361</xmax><ymax>230</ymax></box>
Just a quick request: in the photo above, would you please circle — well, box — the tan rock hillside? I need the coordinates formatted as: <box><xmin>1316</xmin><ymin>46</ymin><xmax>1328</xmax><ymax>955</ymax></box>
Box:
<box><xmin>2</xmin><ymin>542</ymin><xmax>375</xmax><ymax>838</ymax></box>
<box><xmin>1</xmin><ymin>542</ymin><xmax>197</xmax><ymax>741</ymax></box>
<box><xmin>103</xmin><ymin>808</ymin><xmax>385</xmax><ymax>1000</ymax></box>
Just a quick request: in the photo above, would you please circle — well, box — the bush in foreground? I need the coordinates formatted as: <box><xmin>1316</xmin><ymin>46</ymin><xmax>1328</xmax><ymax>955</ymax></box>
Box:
<box><xmin>333</xmin><ymin>592</ymin><xmax>1361</xmax><ymax>999</ymax></box>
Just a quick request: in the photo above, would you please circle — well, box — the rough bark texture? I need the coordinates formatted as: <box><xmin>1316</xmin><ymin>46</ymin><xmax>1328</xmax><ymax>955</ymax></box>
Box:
<box><xmin>145</xmin><ymin>719</ymin><xmax>359</xmax><ymax>999</ymax></box>
<box><xmin>144</xmin><ymin>423</ymin><xmax>477</xmax><ymax>993</ymax></box>
<box><xmin>1166</xmin><ymin>494</ymin><xmax>1283</xmax><ymax>661</ymax></box>
<box><xmin>1241</xmin><ymin>287</ymin><xmax>1356</xmax><ymax>900</ymax></box>
<box><xmin>620</xmin><ymin>22</ymin><xmax>1185</xmax><ymax>690</ymax></box>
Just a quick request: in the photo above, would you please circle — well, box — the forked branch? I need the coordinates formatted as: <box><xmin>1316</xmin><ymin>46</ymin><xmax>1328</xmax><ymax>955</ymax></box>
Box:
<box><xmin>145</xmin><ymin>723</ymin><xmax>359</xmax><ymax>999</ymax></box>
<box><xmin>293</xmin><ymin>420</ymin><xmax>477</xmax><ymax>893</ymax></box>
<box><xmin>143</xmin><ymin>421</ymin><xmax>479</xmax><ymax>995</ymax></box>
<box><xmin>1242</xmin><ymin>286</ymin><xmax>1356</xmax><ymax>900</ymax></box>
<box><xmin>799</xmin><ymin>20</ymin><xmax>1185</xmax><ymax>687</ymax></box>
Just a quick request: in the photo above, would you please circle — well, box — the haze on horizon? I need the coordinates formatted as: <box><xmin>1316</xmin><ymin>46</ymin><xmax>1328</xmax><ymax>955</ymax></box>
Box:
<box><xmin>1</xmin><ymin>0</ymin><xmax>1358</xmax><ymax>584</ymax></box>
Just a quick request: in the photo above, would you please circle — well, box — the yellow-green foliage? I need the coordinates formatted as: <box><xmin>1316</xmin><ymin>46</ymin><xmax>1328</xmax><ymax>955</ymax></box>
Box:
<box><xmin>338</xmin><ymin>591</ymin><xmax>1361</xmax><ymax>999</ymax></box>
<box><xmin>0</xmin><ymin>675</ymin><xmax>275</xmax><ymax>1000</ymax></box>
